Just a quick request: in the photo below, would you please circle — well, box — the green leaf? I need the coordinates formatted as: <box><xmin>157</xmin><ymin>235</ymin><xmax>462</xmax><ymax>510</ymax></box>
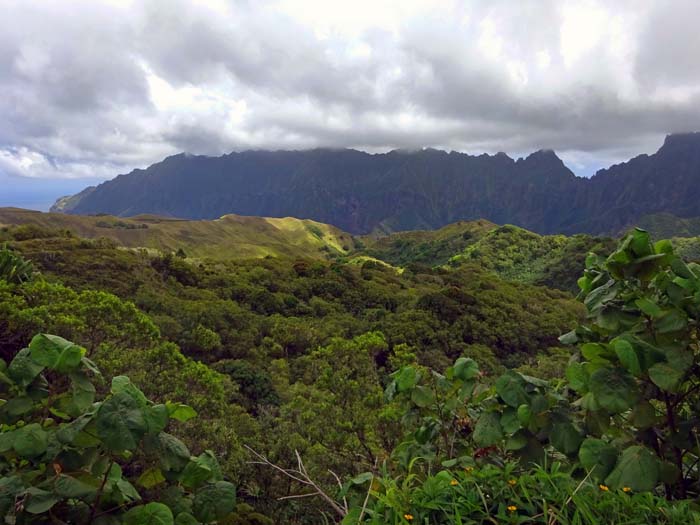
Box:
<box><xmin>165</xmin><ymin>402</ymin><xmax>197</xmax><ymax>423</ymax></box>
<box><xmin>635</xmin><ymin>298</ymin><xmax>662</xmax><ymax>318</ymax></box>
<box><xmin>123</xmin><ymin>502</ymin><xmax>174</xmax><ymax>525</ymax></box>
<box><xmin>137</xmin><ymin>468</ymin><xmax>166</xmax><ymax>489</ymax></box>
<box><xmin>648</xmin><ymin>363</ymin><xmax>684</xmax><ymax>393</ymax></box>
<box><xmin>174</xmin><ymin>514</ymin><xmax>199</xmax><ymax>525</ymax></box>
<box><xmin>0</xmin><ymin>430</ymin><xmax>15</xmax><ymax>452</ymax></box>
<box><xmin>655</xmin><ymin>309</ymin><xmax>687</xmax><ymax>334</ymax></box>
<box><xmin>578</xmin><ymin>438</ymin><xmax>617</xmax><ymax>480</ymax></box>
<box><xmin>550</xmin><ymin>422</ymin><xmax>583</xmax><ymax>456</ymax></box>
<box><xmin>145</xmin><ymin>405</ymin><xmax>169</xmax><ymax>434</ymax></box>
<box><xmin>613</xmin><ymin>339</ymin><xmax>642</xmax><ymax>376</ymax></box>
<box><xmin>516</xmin><ymin>404</ymin><xmax>532</xmax><ymax>425</ymax></box>
<box><xmin>605</xmin><ymin>445</ymin><xmax>659</xmax><ymax>491</ymax></box>
<box><xmin>500</xmin><ymin>409</ymin><xmax>521</xmax><ymax>434</ymax></box>
<box><xmin>111</xmin><ymin>376</ymin><xmax>148</xmax><ymax>407</ymax></box>
<box><xmin>395</xmin><ymin>367</ymin><xmax>418</xmax><ymax>392</ymax></box>
<box><xmin>410</xmin><ymin>386</ymin><xmax>434</xmax><ymax>408</ymax></box>
<box><xmin>192</xmin><ymin>481</ymin><xmax>236</xmax><ymax>523</ymax></box>
<box><xmin>581</xmin><ymin>343</ymin><xmax>609</xmax><ymax>361</ymax></box>
<box><xmin>589</xmin><ymin>367</ymin><xmax>638</xmax><ymax>414</ymax></box>
<box><xmin>565</xmin><ymin>362</ymin><xmax>587</xmax><ymax>392</ymax></box>
<box><xmin>453</xmin><ymin>357</ymin><xmax>479</xmax><ymax>381</ymax></box>
<box><xmin>180</xmin><ymin>451</ymin><xmax>222</xmax><ymax>489</ymax></box>
<box><xmin>7</xmin><ymin>347</ymin><xmax>44</xmax><ymax>387</ymax></box>
<box><xmin>95</xmin><ymin>392</ymin><xmax>147</xmax><ymax>451</ymax></box>
<box><xmin>4</xmin><ymin>396</ymin><xmax>34</xmax><ymax>416</ymax></box>
<box><xmin>156</xmin><ymin>432</ymin><xmax>192</xmax><ymax>472</ymax></box>
<box><xmin>473</xmin><ymin>412</ymin><xmax>503</xmax><ymax>447</ymax></box>
<box><xmin>495</xmin><ymin>371</ymin><xmax>529</xmax><ymax>408</ymax></box>
<box><xmin>24</xmin><ymin>487</ymin><xmax>59</xmax><ymax>514</ymax></box>
<box><xmin>29</xmin><ymin>333</ymin><xmax>85</xmax><ymax>372</ymax></box>
<box><xmin>13</xmin><ymin>423</ymin><xmax>47</xmax><ymax>457</ymax></box>
<box><xmin>630</xmin><ymin>401</ymin><xmax>657</xmax><ymax>429</ymax></box>
<box><xmin>54</xmin><ymin>474</ymin><xmax>98</xmax><ymax>499</ymax></box>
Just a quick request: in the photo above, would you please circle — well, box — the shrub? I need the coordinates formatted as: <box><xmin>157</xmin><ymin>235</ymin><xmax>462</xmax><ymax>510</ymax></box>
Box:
<box><xmin>0</xmin><ymin>333</ymin><xmax>236</xmax><ymax>524</ymax></box>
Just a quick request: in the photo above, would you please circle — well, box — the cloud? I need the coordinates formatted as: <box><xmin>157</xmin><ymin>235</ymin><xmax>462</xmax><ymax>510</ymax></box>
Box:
<box><xmin>1</xmin><ymin>0</ymin><xmax>700</xmax><ymax>186</ymax></box>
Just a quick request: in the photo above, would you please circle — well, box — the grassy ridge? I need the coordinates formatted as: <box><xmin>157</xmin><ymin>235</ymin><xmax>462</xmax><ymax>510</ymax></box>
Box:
<box><xmin>0</xmin><ymin>207</ymin><xmax>356</xmax><ymax>260</ymax></box>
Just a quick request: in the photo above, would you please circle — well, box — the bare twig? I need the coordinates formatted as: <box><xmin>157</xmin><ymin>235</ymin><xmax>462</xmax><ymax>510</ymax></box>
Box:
<box><xmin>245</xmin><ymin>445</ymin><xmax>347</xmax><ymax>518</ymax></box>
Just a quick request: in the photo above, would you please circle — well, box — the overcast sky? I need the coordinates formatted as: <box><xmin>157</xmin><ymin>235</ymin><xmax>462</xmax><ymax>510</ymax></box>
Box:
<box><xmin>2</xmin><ymin>0</ymin><xmax>700</xmax><ymax>208</ymax></box>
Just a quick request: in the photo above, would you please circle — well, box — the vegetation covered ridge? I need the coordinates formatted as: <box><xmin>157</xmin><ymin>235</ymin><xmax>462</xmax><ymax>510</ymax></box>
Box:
<box><xmin>2</xmin><ymin>222</ymin><xmax>700</xmax><ymax>523</ymax></box>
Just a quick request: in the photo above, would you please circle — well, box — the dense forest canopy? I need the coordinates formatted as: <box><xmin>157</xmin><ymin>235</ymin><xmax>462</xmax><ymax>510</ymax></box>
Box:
<box><xmin>2</xmin><ymin>217</ymin><xmax>700</xmax><ymax>523</ymax></box>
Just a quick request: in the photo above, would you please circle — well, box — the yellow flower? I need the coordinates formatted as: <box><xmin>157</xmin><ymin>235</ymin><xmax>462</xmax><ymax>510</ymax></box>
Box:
<box><xmin>404</xmin><ymin>514</ymin><xmax>414</xmax><ymax>521</ymax></box>
<box><xmin>507</xmin><ymin>479</ymin><xmax>517</xmax><ymax>486</ymax></box>
<box><xmin>507</xmin><ymin>505</ymin><xmax>518</xmax><ymax>512</ymax></box>
<box><xmin>450</xmin><ymin>479</ymin><xmax>459</xmax><ymax>486</ymax></box>
<box><xmin>464</xmin><ymin>466</ymin><xmax>474</xmax><ymax>473</ymax></box>
<box><xmin>622</xmin><ymin>487</ymin><xmax>632</xmax><ymax>493</ymax></box>
<box><xmin>599</xmin><ymin>484</ymin><xmax>609</xmax><ymax>492</ymax></box>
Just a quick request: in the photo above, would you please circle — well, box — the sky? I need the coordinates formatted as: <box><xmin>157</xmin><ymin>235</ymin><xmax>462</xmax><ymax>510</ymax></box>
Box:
<box><xmin>2</xmin><ymin>0</ymin><xmax>700</xmax><ymax>209</ymax></box>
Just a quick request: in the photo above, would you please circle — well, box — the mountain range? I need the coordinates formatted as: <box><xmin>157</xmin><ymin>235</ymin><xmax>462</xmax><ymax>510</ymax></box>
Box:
<box><xmin>52</xmin><ymin>132</ymin><xmax>700</xmax><ymax>236</ymax></box>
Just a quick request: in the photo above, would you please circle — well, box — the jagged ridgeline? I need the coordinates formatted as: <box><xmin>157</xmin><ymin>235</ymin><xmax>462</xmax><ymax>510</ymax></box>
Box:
<box><xmin>52</xmin><ymin>132</ymin><xmax>700</xmax><ymax>238</ymax></box>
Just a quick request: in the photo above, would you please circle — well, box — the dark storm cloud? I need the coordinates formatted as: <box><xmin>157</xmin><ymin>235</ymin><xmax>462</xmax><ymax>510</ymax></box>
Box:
<box><xmin>1</xmin><ymin>0</ymin><xmax>700</xmax><ymax>185</ymax></box>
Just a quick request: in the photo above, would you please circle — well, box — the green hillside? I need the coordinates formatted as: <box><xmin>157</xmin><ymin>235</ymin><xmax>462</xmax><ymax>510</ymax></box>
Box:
<box><xmin>0</xmin><ymin>207</ymin><xmax>356</xmax><ymax>260</ymax></box>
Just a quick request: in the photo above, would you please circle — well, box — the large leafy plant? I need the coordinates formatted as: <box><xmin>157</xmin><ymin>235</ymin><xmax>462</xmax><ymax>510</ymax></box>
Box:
<box><xmin>380</xmin><ymin>229</ymin><xmax>700</xmax><ymax>502</ymax></box>
<box><xmin>0</xmin><ymin>333</ymin><xmax>236</xmax><ymax>524</ymax></box>
<box><xmin>0</xmin><ymin>244</ymin><xmax>34</xmax><ymax>284</ymax></box>
<box><xmin>563</xmin><ymin>228</ymin><xmax>700</xmax><ymax>497</ymax></box>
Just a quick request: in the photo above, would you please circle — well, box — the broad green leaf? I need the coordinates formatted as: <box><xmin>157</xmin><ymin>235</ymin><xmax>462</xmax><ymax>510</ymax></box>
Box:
<box><xmin>605</xmin><ymin>445</ymin><xmax>659</xmax><ymax>491</ymax></box>
<box><xmin>180</xmin><ymin>451</ymin><xmax>221</xmax><ymax>489</ymax></box>
<box><xmin>550</xmin><ymin>422</ymin><xmax>583</xmax><ymax>455</ymax></box>
<box><xmin>0</xmin><ymin>430</ymin><xmax>15</xmax><ymax>452</ymax></box>
<box><xmin>565</xmin><ymin>362</ymin><xmax>587</xmax><ymax>392</ymax></box>
<box><xmin>123</xmin><ymin>502</ymin><xmax>174</xmax><ymax>525</ymax></box>
<box><xmin>453</xmin><ymin>357</ymin><xmax>479</xmax><ymax>381</ymax></box>
<box><xmin>635</xmin><ymin>298</ymin><xmax>662</xmax><ymax>318</ymax></box>
<box><xmin>145</xmin><ymin>405</ymin><xmax>169</xmax><ymax>434</ymax></box>
<box><xmin>24</xmin><ymin>488</ymin><xmax>59</xmax><ymax>514</ymax></box>
<box><xmin>95</xmin><ymin>392</ymin><xmax>147</xmax><ymax>451</ymax></box>
<box><xmin>4</xmin><ymin>396</ymin><xmax>34</xmax><ymax>416</ymax></box>
<box><xmin>395</xmin><ymin>367</ymin><xmax>418</xmax><ymax>392</ymax></box>
<box><xmin>112</xmin><ymin>376</ymin><xmax>148</xmax><ymax>407</ymax></box>
<box><xmin>655</xmin><ymin>309</ymin><xmax>687</xmax><ymax>334</ymax></box>
<box><xmin>517</xmin><ymin>404</ymin><xmax>532</xmax><ymax>425</ymax></box>
<box><xmin>500</xmin><ymin>409</ymin><xmax>521</xmax><ymax>434</ymax></box>
<box><xmin>630</xmin><ymin>401</ymin><xmax>657</xmax><ymax>429</ymax></box>
<box><xmin>578</xmin><ymin>438</ymin><xmax>617</xmax><ymax>480</ymax></box>
<box><xmin>192</xmin><ymin>481</ymin><xmax>236</xmax><ymax>523</ymax></box>
<box><xmin>155</xmin><ymin>432</ymin><xmax>191</xmax><ymax>472</ymax></box>
<box><xmin>613</xmin><ymin>339</ymin><xmax>642</xmax><ymax>376</ymax></box>
<box><xmin>54</xmin><ymin>474</ymin><xmax>98</xmax><ymax>498</ymax></box>
<box><xmin>13</xmin><ymin>423</ymin><xmax>47</xmax><ymax>457</ymax></box>
<box><xmin>137</xmin><ymin>468</ymin><xmax>166</xmax><ymax>489</ymax></box>
<box><xmin>410</xmin><ymin>386</ymin><xmax>434</xmax><ymax>408</ymax></box>
<box><xmin>166</xmin><ymin>402</ymin><xmax>197</xmax><ymax>423</ymax></box>
<box><xmin>581</xmin><ymin>343</ymin><xmax>609</xmax><ymax>361</ymax></box>
<box><xmin>648</xmin><ymin>363</ymin><xmax>684</xmax><ymax>393</ymax></box>
<box><xmin>7</xmin><ymin>347</ymin><xmax>44</xmax><ymax>387</ymax></box>
<box><xmin>174</xmin><ymin>514</ymin><xmax>199</xmax><ymax>525</ymax></box>
<box><xmin>29</xmin><ymin>333</ymin><xmax>85</xmax><ymax>372</ymax></box>
<box><xmin>589</xmin><ymin>367</ymin><xmax>638</xmax><ymax>414</ymax></box>
<box><xmin>473</xmin><ymin>412</ymin><xmax>503</xmax><ymax>447</ymax></box>
<box><xmin>495</xmin><ymin>371</ymin><xmax>529</xmax><ymax>408</ymax></box>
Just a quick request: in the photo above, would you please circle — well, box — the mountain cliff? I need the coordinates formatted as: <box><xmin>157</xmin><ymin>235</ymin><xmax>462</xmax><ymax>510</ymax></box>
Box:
<box><xmin>53</xmin><ymin>133</ymin><xmax>700</xmax><ymax>235</ymax></box>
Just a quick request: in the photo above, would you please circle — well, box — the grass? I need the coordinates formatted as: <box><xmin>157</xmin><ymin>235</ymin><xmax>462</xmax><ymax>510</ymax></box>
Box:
<box><xmin>0</xmin><ymin>208</ymin><xmax>357</xmax><ymax>260</ymax></box>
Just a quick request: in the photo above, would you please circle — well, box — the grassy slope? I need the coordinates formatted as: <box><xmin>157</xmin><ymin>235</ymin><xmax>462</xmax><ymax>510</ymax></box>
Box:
<box><xmin>0</xmin><ymin>208</ymin><xmax>356</xmax><ymax>260</ymax></box>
